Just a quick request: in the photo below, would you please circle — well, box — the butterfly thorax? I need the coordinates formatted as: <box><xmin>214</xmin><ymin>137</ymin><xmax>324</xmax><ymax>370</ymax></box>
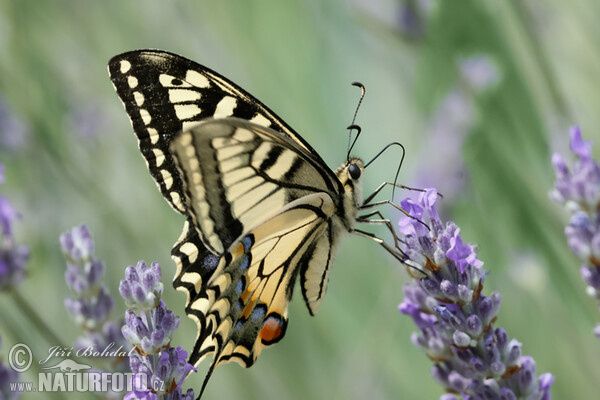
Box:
<box><xmin>333</xmin><ymin>157</ymin><xmax>364</xmax><ymax>232</ymax></box>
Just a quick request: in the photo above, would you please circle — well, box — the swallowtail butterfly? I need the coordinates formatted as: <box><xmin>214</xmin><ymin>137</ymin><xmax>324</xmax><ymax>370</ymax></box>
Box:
<box><xmin>108</xmin><ymin>50</ymin><xmax>406</xmax><ymax>397</ymax></box>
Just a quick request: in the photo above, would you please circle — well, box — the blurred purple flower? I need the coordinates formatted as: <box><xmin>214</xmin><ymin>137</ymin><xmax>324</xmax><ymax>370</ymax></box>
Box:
<box><xmin>398</xmin><ymin>0</ymin><xmax>432</xmax><ymax>39</ymax></box>
<box><xmin>414</xmin><ymin>54</ymin><xmax>502</xmax><ymax>207</ymax></box>
<box><xmin>0</xmin><ymin>97</ymin><xmax>28</xmax><ymax>150</ymax></box>
<box><xmin>550</xmin><ymin>126</ymin><xmax>600</xmax><ymax>337</ymax></box>
<box><xmin>458</xmin><ymin>55</ymin><xmax>501</xmax><ymax>93</ymax></box>
<box><xmin>60</xmin><ymin>224</ymin><xmax>128</xmax><ymax>374</ymax></box>
<box><xmin>61</xmin><ymin>225</ymin><xmax>113</xmax><ymax>330</ymax></box>
<box><xmin>121</xmin><ymin>261</ymin><xmax>195</xmax><ymax>399</ymax></box>
<box><xmin>63</xmin><ymin>102</ymin><xmax>113</xmax><ymax>141</ymax></box>
<box><xmin>0</xmin><ymin>163</ymin><xmax>28</xmax><ymax>291</ymax></box>
<box><xmin>399</xmin><ymin>188</ymin><xmax>553</xmax><ymax>399</ymax></box>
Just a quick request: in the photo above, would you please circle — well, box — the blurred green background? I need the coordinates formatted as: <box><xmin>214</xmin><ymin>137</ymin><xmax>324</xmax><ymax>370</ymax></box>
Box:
<box><xmin>0</xmin><ymin>0</ymin><xmax>598</xmax><ymax>398</ymax></box>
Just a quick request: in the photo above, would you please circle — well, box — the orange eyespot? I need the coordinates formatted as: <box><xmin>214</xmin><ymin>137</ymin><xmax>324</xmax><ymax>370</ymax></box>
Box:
<box><xmin>260</xmin><ymin>314</ymin><xmax>287</xmax><ymax>345</ymax></box>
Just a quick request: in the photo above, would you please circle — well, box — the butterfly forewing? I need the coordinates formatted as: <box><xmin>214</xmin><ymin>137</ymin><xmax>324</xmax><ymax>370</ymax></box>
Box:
<box><xmin>108</xmin><ymin>50</ymin><xmax>333</xmax><ymax>214</ymax></box>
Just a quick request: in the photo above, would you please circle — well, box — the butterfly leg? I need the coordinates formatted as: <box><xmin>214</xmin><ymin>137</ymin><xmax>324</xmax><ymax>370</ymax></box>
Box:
<box><xmin>356</xmin><ymin>209</ymin><xmax>405</xmax><ymax>250</ymax></box>
<box><xmin>360</xmin><ymin>199</ymin><xmax>430</xmax><ymax>233</ymax></box>
<box><xmin>352</xmin><ymin>228</ymin><xmax>407</xmax><ymax>263</ymax></box>
<box><xmin>353</xmin><ymin>228</ymin><xmax>427</xmax><ymax>277</ymax></box>
<box><xmin>361</xmin><ymin>181</ymin><xmax>427</xmax><ymax>207</ymax></box>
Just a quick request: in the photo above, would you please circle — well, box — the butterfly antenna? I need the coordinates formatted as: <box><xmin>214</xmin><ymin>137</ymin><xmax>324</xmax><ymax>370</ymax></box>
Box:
<box><xmin>364</xmin><ymin>142</ymin><xmax>406</xmax><ymax>199</ymax></box>
<box><xmin>346</xmin><ymin>82</ymin><xmax>366</xmax><ymax>161</ymax></box>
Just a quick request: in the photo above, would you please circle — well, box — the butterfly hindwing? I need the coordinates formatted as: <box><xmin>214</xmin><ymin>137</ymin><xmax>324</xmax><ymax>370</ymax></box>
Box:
<box><xmin>174</xmin><ymin>192</ymin><xmax>334</xmax><ymax>369</ymax></box>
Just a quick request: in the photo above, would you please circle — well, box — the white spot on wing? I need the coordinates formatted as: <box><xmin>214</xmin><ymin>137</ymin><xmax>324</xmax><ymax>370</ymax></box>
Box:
<box><xmin>213</xmin><ymin>96</ymin><xmax>238</xmax><ymax>119</ymax></box>
<box><xmin>220</xmin><ymin>156</ymin><xmax>244</xmax><ymax>173</ymax></box>
<box><xmin>147</xmin><ymin>128</ymin><xmax>159</xmax><ymax>144</ymax></box>
<box><xmin>217</xmin><ymin>143</ymin><xmax>250</xmax><ymax>161</ymax></box>
<box><xmin>119</xmin><ymin>60</ymin><xmax>131</xmax><ymax>74</ymax></box>
<box><xmin>190</xmin><ymin>297</ymin><xmax>210</xmax><ymax>313</ymax></box>
<box><xmin>140</xmin><ymin>109</ymin><xmax>152</xmax><ymax>125</ymax></box>
<box><xmin>264</xmin><ymin>149</ymin><xmax>299</xmax><ymax>180</ymax></box>
<box><xmin>227</xmin><ymin>176</ymin><xmax>264</xmax><ymax>201</ymax></box>
<box><xmin>127</xmin><ymin>76</ymin><xmax>138</xmax><ymax>88</ymax></box>
<box><xmin>160</xmin><ymin>169</ymin><xmax>173</xmax><ymax>189</ymax></box>
<box><xmin>133</xmin><ymin>91</ymin><xmax>144</xmax><ymax>106</ymax></box>
<box><xmin>250</xmin><ymin>113</ymin><xmax>271</xmax><ymax>127</ymax></box>
<box><xmin>251</xmin><ymin>142</ymin><xmax>274</xmax><ymax>167</ymax></box>
<box><xmin>182</xmin><ymin>121</ymin><xmax>200</xmax><ymax>132</ymax></box>
<box><xmin>180</xmin><ymin>242</ymin><xmax>199</xmax><ymax>263</ymax></box>
<box><xmin>169</xmin><ymin>88</ymin><xmax>202</xmax><ymax>103</ymax></box>
<box><xmin>152</xmin><ymin>148</ymin><xmax>165</xmax><ymax>167</ymax></box>
<box><xmin>180</xmin><ymin>271</ymin><xmax>202</xmax><ymax>294</ymax></box>
<box><xmin>178</xmin><ymin>131</ymin><xmax>193</xmax><ymax>146</ymax></box>
<box><xmin>212</xmin><ymin>137</ymin><xmax>236</xmax><ymax>149</ymax></box>
<box><xmin>185</xmin><ymin>70</ymin><xmax>210</xmax><ymax>88</ymax></box>
<box><xmin>222</xmin><ymin>166</ymin><xmax>255</xmax><ymax>187</ymax></box>
<box><xmin>233</xmin><ymin>128</ymin><xmax>255</xmax><ymax>142</ymax></box>
<box><xmin>170</xmin><ymin>191</ymin><xmax>183</xmax><ymax>210</ymax></box>
<box><xmin>175</xmin><ymin>104</ymin><xmax>202</xmax><ymax>121</ymax></box>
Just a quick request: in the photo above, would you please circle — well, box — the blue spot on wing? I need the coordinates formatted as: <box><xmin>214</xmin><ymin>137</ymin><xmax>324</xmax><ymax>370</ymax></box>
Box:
<box><xmin>240</xmin><ymin>255</ymin><xmax>250</xmax><ymax>271</ymax></box>
<box><xmin>241</xmin><ymin>235</ymin><xmax>254</xmax><ymax>251</ymax></box>
<box><xmin>203</xmin><ymin>254</ymin><xmax>219</xmax><ymax>271</ymax></box>
<box><xmin>251</xmin><ymin>306</ymin><xmax>266</xmax><ymax>322</ymax></box>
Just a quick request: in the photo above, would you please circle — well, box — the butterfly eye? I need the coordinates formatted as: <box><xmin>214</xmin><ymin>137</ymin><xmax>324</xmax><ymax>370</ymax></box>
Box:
<box><xmin>348</xmin><ymin>163</ymin><xmax>361</xmax><ymax>180</ymax></box>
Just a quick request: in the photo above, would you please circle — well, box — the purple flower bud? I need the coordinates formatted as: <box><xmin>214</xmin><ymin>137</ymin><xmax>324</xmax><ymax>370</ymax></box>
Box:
<box><xmin>570</xmin><ymin>126</ymin><xmax>592</xmax><ymax>159</ymax></box>
<box><xmin>0</xmin><ymin>241</ymin><xmax>28</xmax><ymax>291</ymax></box>
<box><xmin>457</xmin><ymin>284</ymin><xmax>473</xmax><ymax>303</ymax></box>
<box><xmin>453</xmin><ymin>330</ymin><xmax>471</xmax><ymax>347</ymax></box>
<box><xmin>434</xmin><ymin>306</ymin><xmax>461</xmax><ymax>329</ymax></box>
<box><xmin>500</xmin><ymin>387</ymin><xmax>517</xmax><ymax>400</ymax></box>
<box><xmin>447</xmin><ymin>371</ymin><xmax>470</xmax><ymax>392</ymax></box>
<box><xmin>447</xmin><ymin>229</ymin><xmax>483</xmax><ymax>273</ymax></box>
<box><xmin>465</xmin><ymin>315</ymin><xmax>482</xmax><ymax>337</ymax></box>
<box><xmin>0</xmin><ymin>197</ymin><xmax>19</xmax><ymax>237</ymax></box>
<box><xmin>470</xmin><ymin>356</ymin><xmax>486</xmax><ymax>373</ymax></box>
<box><xmin>505</xmin><ymin>340</ymin><xmax>522</xmax><ymax>366</ymax></box>
<box><xmin>490</xmin><ymin>361</ymin><xmax>505</xmax><ymax>376</ymax></box>
<box><xmin>422</xmin><ymin>277</ymin><xmax>442</xmax><ymax>297</ymax></box>
<box><xmin>495</xmin><ymin>328</ymin><xmax>508</xmax><ymax>351</ymax></box>
<box><xmin>440</xmin><ymin>280</ymin><xmax>458</xmax><ymax>300</ymax></box>
<box><xmin>440</xmin><ymin>395</ymin><xmax>459</xmax><ymax>400</ymax></box>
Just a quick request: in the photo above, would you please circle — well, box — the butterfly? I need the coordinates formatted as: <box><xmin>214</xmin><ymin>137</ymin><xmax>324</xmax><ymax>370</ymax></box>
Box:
<box><xmin>108</xmin><ymin>50</ymin><xmax>407</xmax><ymax>397</ymax></box>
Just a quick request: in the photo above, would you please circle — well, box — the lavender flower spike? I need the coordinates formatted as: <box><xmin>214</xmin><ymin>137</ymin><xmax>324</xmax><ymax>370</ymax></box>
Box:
<box><xmin>399</xmin><ymin>188</ymin><xmax>553</xmax><ymax>399</ymax></box>
<box><xmin>61</xmin><ymin>225</ymin><xmax>113</xmax><ymax>330</ymax></box>
<box><xmin>551</xmin><ymin>126</ymin><xmax>600</xmax><ymax>337</ymax></box>
<box><xmin>121</xmin><ymin>261</ymin><xmax>195</xmax><ymax>399</ymax></box>
<box><xmin>0</xmin><ymin>163</ymin><xmax>29</xmax><ymax>291</ymax></box>
<box><xmin>60</xmin><ymin>224</ymin><xmax>128</xmax><ymax>377</ymax></box>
